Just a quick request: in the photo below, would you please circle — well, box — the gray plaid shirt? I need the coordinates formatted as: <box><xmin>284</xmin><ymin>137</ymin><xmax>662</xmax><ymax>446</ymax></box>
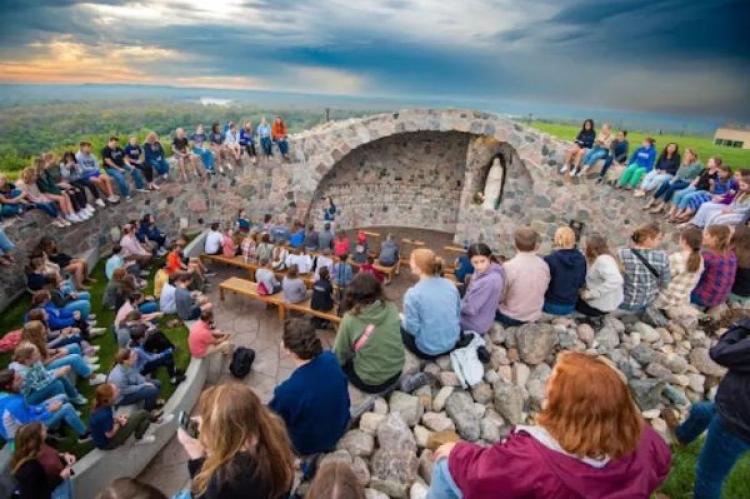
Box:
<box><xmin>618</xmin><ymin>248</ymin><xmax>671</xmax><ymax>308</ymax></box>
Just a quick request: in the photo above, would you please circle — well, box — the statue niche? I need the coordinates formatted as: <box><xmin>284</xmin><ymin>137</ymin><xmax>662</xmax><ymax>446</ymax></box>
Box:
<box><xmin>478</xmin><ymin>154</ymin><xmax>507</xmax><ymax>210</ymax></box>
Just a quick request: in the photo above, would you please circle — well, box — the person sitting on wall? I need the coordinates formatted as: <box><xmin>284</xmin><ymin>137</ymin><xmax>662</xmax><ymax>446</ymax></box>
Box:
<box><xmin>204</xmin><ymin>222</ymin><xmax>223</xmax><ymax>256</ymax></box>
<box><xmin>596</xmin><ymin>130</ymin><xmax>630</xmax><ymax>184</ymax></box>
<box><xmin>108</xmin><ymin>348</ymin><xmax>164</xmax><ymax>412</ymax></box>
<box><xmin>542</xmin><ymin>226</ymin><xmax>587</xmax><ymax>316</ymax></box>
<box><xmin>102</xmin><ymin>135</ymin><xmax>145</xmax><ymax>199</ymax></box>
<box><xmin>175</xmin><ymin>273</ymin><xmax>212</xmax><ymax>321</ymax></box>
<box><xmin>460</xmin><ymin>243</ymin><xmax>504</xmax><ymax>335</ymax></box>
<box><xmin>271</xmin><ymin>115</ymin><xmax>290</xmax><ymax>160</ymax></box>
<box><xmin>239</xmin><ymin>121</ymin><xmax>258</xmax><ymax>164</ymax></box>
<box><xmin>188</xmin><ymin>309</ymin><xmax>233</xmax><ymax>359</ymax></box>
<box><xmin>559</xmin><ymin>118</ymin><xmax>595</xmax><ymax>175</ymax></box>
<box><xmin>269</xmin><ymin>319</ymin><xmax>350</xmax><ymax>456</ymax></box>
<box><xmin>143</xmin><ymin>132</ymin><xmax>171</xmax><ymax>180</ymax></box>
<box><xmin>257</xmin><ymin>116</ymin><xmax>273</xmax><ymax>157</ymax></box>
<box><xmin>124</xmin><ymin>136</ymin><xmax>158</xmax><ymax>191</ymax></box>
<box><xmin>496</xmin><ymin>227</ymin><xmax>550</xmax><ymax>327</ymax></box>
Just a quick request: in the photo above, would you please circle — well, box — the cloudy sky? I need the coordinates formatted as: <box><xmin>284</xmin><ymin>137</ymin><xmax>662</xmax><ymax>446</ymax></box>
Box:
<box><xmin>0</xmin><ymin>0</ymin><xmax>748</xmax><ymax>119</ymax></box>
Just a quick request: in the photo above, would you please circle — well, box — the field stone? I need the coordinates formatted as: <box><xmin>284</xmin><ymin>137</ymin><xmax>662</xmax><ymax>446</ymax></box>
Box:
<box><xmin>422</xmin><ymin>412</ymin><xmax>455</xmax><ymax>433</ymax></box>
<box><xmin>493</xmin><ymin>382</ymin><xmax>525</xmax><ymax>424</ymax></box>
<box><xmin>489</xmin><ymin>323</ymin><xmax>508</xmax><ymax>345</ymax></box>
<box><xmin>370</xmin><ymin>478</ymin><xmax>408</xmax><ymax>499</ymax></box>
<box><xmin>594</xmin><ymin>326</ymin><xmax>620</xmax><ymax>349</ymax></box>
<box><xmin>576</xmin><ymin>323</ymin><xmax>595</xmax><ymax>346</ymax></box>
<box><xmin>646</xmin><ymin>362</ymin><xmax>672</xmax><ymax>380</ymax></box>
<box><xmin>414</xmin><ymin>385</ymin><xmax>433</xmax><ymax>411</ymax></box>
<box><xmin>689</xmin><ymin>348</ymin><xmax>727</xmax><ymax>377</ymax></box>
<box><xmin>377</xmin><ymin>413</ymin><xmax>417</xmax><ymax>452</ymax></box>
<box><xmin>436</xmin><ymin>356</ymin><xmax>452</xmax><ymax>370</ymax></box>
<box><xmin>365</xmin><ymin>488</ymin><xmax>390</xmax><ymax>499</ymax></box>
<box><xmin>403</xmin><ymin>350</ymin><xmax>422</xmax><ymax>376</ymax></box>
<box><xmin>413</xmin><ymin>425</ymin><xmax>434</xmax><ymax>448</ymax></box>
<box><xmin>633</xmin><ymin>322</ymin><xmax>660</xmax><ymax>343</ymax></box>
<box><xmin>516</xmin><ymin>323</ymin><xmax>557</xmax><ymax>364</ymax></box>
<box><xmin>418</xmin><ymin>449</ymin><xmax>434</xmax><ymax>484</ymax></box>
<box><xmin>438</xmin><ymin>371</ymin><xmax>462</xmax><ymax>387</ymax></box>
<box><xmin>319</xmin><ymin>449</ymin><xmax>353</xmax><ymax>467</ymax></box>
<box><xmin>336</xmin><ymin>429</ymin><xmax>375</xmax><ymax>457</ymax></box>
<box><xmin>352</xmin><ymin>456</ymin><xmax>371</xmax><ymax>486</ymax></box>
<box><xmin>513</xmin><ymin>362</ymin><xmax>531</xmax><ymax>387</ymax></box>
<box><xmin>371</xmin><ymin>448</ymin><xmax>419</xmax><ymax>488</ymax></box>
<box><xmin>629</xmin><ymin>378</ymin><xmax>665</xmax><ymax>411</ymax></box>
<box><xmin>432</xmin><ymin>386</ymin><xmax>454</xmax><ymax>412</ymax></box>
<box><xmin>424</xmin><ymin>363</ymin><xmax>441</xmax><ymax>378</ymax></box>
<box><xmin>360</xmin><ymin>412</ymin><xmax>386</xmax><ymax>434</ymax></box>
<box><xmin>471</xmin><ymin>382</ymin><xmax>493</xmax><ymax>405</ymax></box>
<box><xmin>445</xmin><ymin>391</ymin><xmax>481</xmax><ymax>441</ymax></box>
<box><xmin>390</xmin><ymin>391</ymin><xmax>424</xmax><ymax>427</ymax></box>
<box><xmin>688</xmin><ymin>373</ymin><xmax>706</xmax><ymax>393</ymax></box>
<box><xmin>373</xmin><ymin>397</ymin><xmax>389</xmax><ymax>415</ymax></box>
<box><xmin>410</xmin><ymin>481</ymin><xmax>429</xmax><ymax>499</ymax></box>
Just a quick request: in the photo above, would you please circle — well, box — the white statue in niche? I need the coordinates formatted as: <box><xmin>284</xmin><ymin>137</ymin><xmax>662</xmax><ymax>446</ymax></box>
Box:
<box><xmin>482</xmin><ymin>156</ymin><xmax>505</xmax><ymax>210</ymax></box>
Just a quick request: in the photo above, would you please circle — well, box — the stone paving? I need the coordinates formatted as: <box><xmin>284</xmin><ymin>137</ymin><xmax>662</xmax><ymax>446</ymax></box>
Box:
<box><xmin>139</xmin><ymin>228</ymin><xmax>455</xmax><ymax>495</ymax></box>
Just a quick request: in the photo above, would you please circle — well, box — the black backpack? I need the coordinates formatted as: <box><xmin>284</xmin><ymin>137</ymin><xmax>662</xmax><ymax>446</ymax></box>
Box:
<box><xmin>229</xmin><ymin>347</ymin><xmax>255</xmax><ymax>379</ymax></box>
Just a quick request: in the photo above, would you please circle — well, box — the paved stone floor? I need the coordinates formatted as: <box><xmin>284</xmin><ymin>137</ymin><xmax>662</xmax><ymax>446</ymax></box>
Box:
<box><xmin>138</xmin><ymin>228</ymin><xmax>455</xmax><ymax>495</ymax></box>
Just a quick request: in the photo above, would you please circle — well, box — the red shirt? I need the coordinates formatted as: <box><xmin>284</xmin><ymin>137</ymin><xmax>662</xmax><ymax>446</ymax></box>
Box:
<box><xmin>334</xmin><ymin>238</ymin><xmax>350</xmax><ymax>258</ymax></box>
<box><xmin>188</xmin><ymin>320</ymin><xmax>214</xmax><ymax>358</ymax></box>
<box><xmin>166</xmin><ymin>251</ymin><xmax>183</xmax><ymax>275</ymax></box>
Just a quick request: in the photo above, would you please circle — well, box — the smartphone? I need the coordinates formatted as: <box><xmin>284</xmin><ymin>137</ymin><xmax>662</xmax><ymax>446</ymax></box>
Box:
<box><xmin>179</xmin><ymin>411</ymin><xmax>198</xmax><ymax>438</ymax></box>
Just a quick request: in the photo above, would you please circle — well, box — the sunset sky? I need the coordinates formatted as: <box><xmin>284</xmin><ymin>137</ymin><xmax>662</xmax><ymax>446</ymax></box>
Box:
<box><xmin>0</xmin><ymin>0</ymin><xmax>748</xmax><ymax>118</ymax></box>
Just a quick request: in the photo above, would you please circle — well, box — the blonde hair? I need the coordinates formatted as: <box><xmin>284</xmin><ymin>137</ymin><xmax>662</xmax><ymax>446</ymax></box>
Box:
<box><xmin>21</xmin><ymin>321</ymin><xmax>49</xmax><ymax>359</ymax></box>
<box><xmin>411</xmin><ymin>248</ymin><xmax>443</xmax><ymax>276</ymax></box>
<box><xmin>145</xmin><ymin>132</ymin><xmax>158</xmax><ymax>144</ymax></box>
<box><xmin>553</xmin><ymin>226</ymin><xmax>576</xmax><ymax>249</ymax></box>
<box><xmin>192</xmin><ymin>383</ymin><xmax>294</xmax><ymax>498</ymax></box>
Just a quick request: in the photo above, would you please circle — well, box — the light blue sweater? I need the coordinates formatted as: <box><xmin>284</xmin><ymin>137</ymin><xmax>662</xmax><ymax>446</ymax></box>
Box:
<box><xmin>402</xmin><ymin>277</ymin><xmax>461</xmax><ymax>355</ymax></box>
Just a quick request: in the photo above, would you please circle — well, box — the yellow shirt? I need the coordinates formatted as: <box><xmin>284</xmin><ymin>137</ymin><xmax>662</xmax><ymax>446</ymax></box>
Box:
<box><xmin>154</xmin><ymin>269</ymin><xmax>168</xmax><ymax>299</ymax></box>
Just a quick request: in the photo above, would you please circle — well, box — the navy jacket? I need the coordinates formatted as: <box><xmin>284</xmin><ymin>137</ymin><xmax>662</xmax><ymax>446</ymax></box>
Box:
<box><xmin>269</xmin><ymin>351</ymin><xmax>350</xmax><ymax>455</ymax></box>
<box><xmin>575</xmin><ymin>129</ymin><xmax>596</xmax><ymax>149</ymax></box>
<box><xmin>711</xmin><ymin>319</ymin><xmax>750</xmax><ymax>443</ymax></box>
<box><xmin>654</xmin><ymin>153</ymin><xmax>681</xmax><ymax>175</ymax></box>
<box><xmin>543</xmin><ymin>249</ymin><xmax>587</xmax><ymax>305</ymax></box>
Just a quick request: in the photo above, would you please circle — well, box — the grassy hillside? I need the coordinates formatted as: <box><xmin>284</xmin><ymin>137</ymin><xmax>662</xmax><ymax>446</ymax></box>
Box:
<box><xmin>531</xmin><ymin>121</ymin><xmax>750</xmax><ymax>168</ymax></box>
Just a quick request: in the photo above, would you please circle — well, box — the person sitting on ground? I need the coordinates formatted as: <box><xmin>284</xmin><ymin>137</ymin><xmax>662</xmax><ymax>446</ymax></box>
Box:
<box><xmin>453</xmin><ymin>248</ymin><xmax>475</xmax><ymax>286</ymax></box>
<box><xmin>352</xmin><ymin>231</ymin><xmax>369</xmax><ymax>264</ymax></box>
<box><xmin>644</xmin><ymin>147</ymin><xmax>702</xmax><ymax>214</ymax></box>
<box><xmin>25</xmin><ymin>308</ymin><xmax>88</xmax><ymax>351</ymax></box>
<box><xmin>10</xmin><ymin>342</ymin><xmax>88</xmax><ymax>406</ymax></box>
<box><xmin>460</xmin><ymin>243</ymin><xmax>504</xmax><ymax>335</ymax></box>
<box><xmin>306</xmin><ymin>462</ymin><xmax>365</xmax><ymax>499</ymax></box>
<box><xmin>108</xmin><ymin>348</ymin><xmax>163</xmax><ymax>412</ymax></box>
<box><xmin>159</xmin><ymin>273</ymin><xmax>179</xmax><ymax>315</ymax></box>
<box><xmin>90</xmin><ymin>383</ymin><xmax>166</xmax><ymax>450</ymax></box>
<box><xmin>665</xmin><ymin>156</ymin><xmax>720</xmax><ymax>222</ymax></box>
<box><xmin>333</xmin><ymin>273</ymin><xmax>405</xmax><ymax>393</ymax></box>
<box><xmin>617</xmin><ymin>137</ymin><xmax>657</xmax><ymax>190</ymax></box>
<box><xmin>319</xmin><ymin>222</ymin><xmax>335</xmax><ymax>251</ymax></box>
<box><xmin>573</xmin><ymin>122</ymin><xmax>613</xmax><ymax>177</ymax></box>
<box><xmin>47</xmin><ymin>271</ymin><xmax>91</xmax><ymax>320</ymax></box>
<box><xmin>144</xmin><ymin>132</ymin><xmax>170</xmax><ymax>179</ymax></box>
<box><xmin>272</xmin><ymin>241</ymin><xmax>290</xmax><ymax>271</ymax></box>
<box><xmin>289</xmin><ymin>222</ymin><xmax>306</xmax><ymax>249</ymax></box>
<box><xmin>188</xmin><ymin>309</ymin><xmax>233</xmax><ymax>359</ymax></box>
<box><xmin>543</xmin><ymin>226</ymin><xmax>587</xmax><ymax>316</ymax></box>
<box><xmin>691</xmin><ymin>225</ymin><xmax>737</xmax><ymax>309</ymax></box>
<box><xmin>359</xmin><ymin>255</ymin><xmax>385</xmax><ymax>283</ymax></box>
<box><xmin>117</xmin><ymin>309</ymin><xmax>175</xmax><ymax>351</ymax></box>
<box><xmin>175</xmin><ymin>273</ymin><xmax>211</xmax><ymax>321</ymax></box>
<box><xmin>103</xmin><ymin>267</ymin><xmax>141</xmax><ymax>311</ymax></box>
<box><xmin>334</xmin><ymin>231</ymin><xmax>351</xmax><ymax>259</ymax></box>
<box><xmin>618</xmin><ymin>223</ymin><xmax>670</xmax><ymax>312</ymax></box>
<box><xmin>596</xmin><ymin>130</ymin><xmax>630</xmax><ymax>183</ymax></box>
<box><xmin>38</xmin><ymin>237</ymin><xmax>92</xmax><ymax>289</ymax></box>
<box><xmin>270</xmin><ymin>216</ymin><xmax>291</xmax><ymax>243</ymax></box>
<box><xmin>21</xmin><ymin>319</ymin><xmax>100</xmax><ymax>379</ymax></box>
<box><xmin>129</xmin><ymin>327</ymin><xmax>184</xmax><ymax>385</ymax></box>
<box><xmin>654</xmin><ymin>227</ymin><xmax>704</xmax><ymax>314</ymax></box>
<box><xmin>106</xmin><ymin>244</ymin><xmax>140</xmax><ymax>281</ymax></box>
<box><xmin>729</xmin><ymin>226</ymin><xmax>750</xmax><ymax>307</ymax></box>
<box><xmin>662</xmin><ymin>318</ymin><xmax>750</xmax><ymax>499</ymax></box>
<box><xmin>559</xmin><ymin>118</ymin><xmax>595</xmax><ymax>174</ymax></box>
<box><xmin>269</xmin><ymin>319</ymin><xmax>350</xmax><ymax>456</ymax></box>
<box><xmin>0</xmin><ymin>368</ymin><xmax>90</xmax><ymax>444</ymax></box>
<box><xmin>378</xmin><ymin>233</ymin><xmax>400</xmax><ymax>274</ymax></box>
<box><xmin>282</xmin><ymin>265</ymin><xmax>308</xmax><ymax>304</ymax></box>
<box><xmin>204</xmin><ymin>222</ymin><xmax>223</xmax><ymax>256</ymax></box>
<box><xmin>429</xmin><ymin>351</ymin><xmax>671</xmax><ymax>499</ymax></box>
<box><xmin>496</xmin><ymin>227</ymin><xmax>551</xmax><ymax>327</ymax></box>
<box><xmin>25</xmin><ymin>254</ymin><xmax>52</xmax><ymax>292</ymax></box>
<box><xmin>0</xmin><ymin>174</ymin><xmax>32</xmax><ymax>219</ymax></box>
<box><xmin>120</xmin><ymin>223</ymin><xmax>152</xmax><ymax>267</ymax></box>
<box><xmin>311</xmin><ymin>267</ymin><xmax>335</xmax><ymax>328</ymax></box>
<box><xmin>303</xmin><ymin>224</ymin><xmax>319</xmax><ymax>252</ymax></box>
<box><xmin>114</xmin><ymin>292</ymin><xmax>160</xmax><ymax>329</ymax></box>
<box><xmin>177</xmin><ymin>383</ymin><xmax>294</xmax><ymax>499</ymax></box>
<box><xmin>401</xmin><ymin>248</ymin><xmax>461</xmax><ymax>359</ymax></box>
<box><xmin>137</xmin><ymin>214</ymin><xmax>167</xmax><ymax>255</ymax></box>
<box><xmin>12</xmin><ymin>422</ymin><xmax>77</xmax><ymax>499</ymax></box>
<box><xmin>124</xmin><ymin>136</ymin><xmax>158</xmax><ymax>191</ymax></box>
<box><xmin>576</xmin><ymin>234</ymin><xmax>624</xmax><ymax>317</ymax></box>
<box><xmin>633</xmin><ymin>142</ymin><xmax>681</xmax><ymax>197</ymax></box>
<box><xmin>286</xmin><ymin>247</ymin><xmax>313</xmax><ymax>275</ymax></box>
<box><xmin>30</xmin><ymin>290</ymin><xmax>96</xmax><ymax>343</ymax></box>
<box><xmin>256</xmin><ymin>258</ymin><xmax>282</xmax><ymax>295</ymax></box>
<box><xmin>272</xmin><ymin>116</ymin><xmax>290</xmax><ymax>160</ymax></box>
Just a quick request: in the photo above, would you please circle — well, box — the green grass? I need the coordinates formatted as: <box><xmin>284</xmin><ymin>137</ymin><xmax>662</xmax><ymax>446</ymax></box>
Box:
<box><xmin>0</xmin><ymin>258</ymin><xmax>189</xmax><ymax>457</ymax></box>
<box><xmin>530</xmin><ymin>121</ymin><xmax>750</xmax><ymax>169</ymax></box>
<box><xmin>658</xmin><ymin>440</ymin><xmax>750</xmax><ymax>498</ymax></box>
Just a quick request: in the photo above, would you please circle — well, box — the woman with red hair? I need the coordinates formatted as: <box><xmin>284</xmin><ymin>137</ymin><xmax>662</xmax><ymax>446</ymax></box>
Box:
<box><xmin>427</xmin><ymin>352</ymin><xmax>671</xmax><ymax>499</ymax></box>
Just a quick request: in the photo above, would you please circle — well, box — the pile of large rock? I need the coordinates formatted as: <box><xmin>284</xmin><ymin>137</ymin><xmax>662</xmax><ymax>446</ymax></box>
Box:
<box><xmin>316</xmin><ymin>313</ymin><xmax>737</xmax><ymax>499</ymax></box>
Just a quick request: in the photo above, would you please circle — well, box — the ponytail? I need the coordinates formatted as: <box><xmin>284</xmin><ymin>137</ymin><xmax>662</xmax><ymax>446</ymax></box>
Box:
<box><xmin>680</xmin><ymin>227</ymin><xmax>702</xmax><ymax>273</ymax></box>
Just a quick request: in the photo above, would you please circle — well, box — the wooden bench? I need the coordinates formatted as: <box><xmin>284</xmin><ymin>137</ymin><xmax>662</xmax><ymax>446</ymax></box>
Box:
<box><xmin>219</xmin><ymin>277</ymin><xmax>285</xmax><ymax>320</ymax></box>
<box><xmin>444</xmin><ymin>245</ymin><xmax>466</xmax><ymax>254</ymax></box>
<box><xmin>202</xmin><ymin>253</ymin><xmax>320</xmax><ymax>288</ymax></box>
<box><xmin>283</xmin><ymin>298</ymin><xmax>342</xmax><ymax>325</ymax></box>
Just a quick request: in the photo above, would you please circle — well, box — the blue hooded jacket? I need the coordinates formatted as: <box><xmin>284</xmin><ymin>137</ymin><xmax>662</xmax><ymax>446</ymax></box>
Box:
<box><xmin>629</xmin><ymin>145</ymin><xmax>657</xmax><ymax>171</ymax></box>
<box><xmin>543</xmin><ymin>249</ymin><xmax>587</xmax><ymax>306</ymax></box>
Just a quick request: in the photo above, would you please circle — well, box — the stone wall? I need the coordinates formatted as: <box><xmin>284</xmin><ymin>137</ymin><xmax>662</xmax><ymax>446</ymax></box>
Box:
<box><xmin>310</xmin><ymin>131</ymin><xmax>471</xmax><ymax>232</ymax></box>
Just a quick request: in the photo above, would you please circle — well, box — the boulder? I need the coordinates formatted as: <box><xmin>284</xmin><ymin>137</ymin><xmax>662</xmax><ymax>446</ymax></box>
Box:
<box><xmin>594</xmin><ymin>326</ymin><xmax>620</xmax><ymax>350</ymax></box>
<box><xmin>576</xmin><ymin>323</ymin><xmax>595</xmax><ymax>346</ymax></box>
<box><xmin>390</xmin><ymin>391</ymin><xmax>424</xmax><ymax>427</ymax></box>
<box><xmin>662</xmin><ymin>353</ymin><xmax>689</xmax><ymax>374</ymax></box>
<box><xmin>352</xmin><ymin>456</ymin><xmax>371</xmax><ymax>486</ymax></box>
<box><xmin>403</xmin><ymin>350</ymin><xmax>422</xmax><ymax>376</ymax></box>
<box><xmin>360</xmin><ymin>412</ymin><xmax>386</xmax><ymax>434</ymax></box>
<box><xmin>489</xmin><ymin>323</ymin><xmax>508</xmax><ymax>345</ymax></box>
<box><xmin>365</xmin><ymin>488</ymin><xmax>391</xmax><ymax>499</ymax></box>
<box><xmin>421</xmin><ymin>412</ymin><xmax>455</xmax><ymax>433</ymax></box>
<box><xmin>628</xmin><ymin>378</ymin><xmax>665</xmax><ymax>411</ymax></box>
<box><xmin>663</xmin><ymin>385</ymin><xmax>689</xmax><ymax>406</ymax></box>
<box><xmin>414</xmin><ymin>385</ymin><xmax>433</xmax><ymax>412</ymax></box>
<box><xmin>645</xmin><ymin>362</ymin><xmax>672</xmax><ymax>380</ymax></box>
<box><xmin>493</xmin><ymin>382</ymin><xmax>525</xmax><ymax>424</ymax></box>
<box><xmin>371</xmin><ymin>448</ymin><xmax>419</xmax><ymax>487</ymax></box>
<box><xmin>432</xmin><ymin>386</ymin><xmax>454</xmax><ymax>412</ymax></box>
<box><xmin>630</xmin><ymin>344</ymin><xmax>657</xmax><ymax>366</ymax></box>
<box><xmin>336</xmin><ymin>429</ymin><xmax>375</xmax><ymax>457</ymax></box>
<box><xmin>438</xmin><ymin>371</ymin><xmax>462</xmax><ymax>387</ymax></box>
<box><xmin>470</xmin><ymin>382</ymin><xmax>493</xmax><ymax>405</ymax></box>
<box><xmin>410</xmin><ymin>481</ymin><xmax>429</xmax><ymax>499</ymax></box>
<box><xmin>377</xmin><ymin>413</ymin><xmax>417</xmax><ymax>452</ymax></box>
<box><xmin>687</xmin><ymin>373</ymin><xmax>706</xmax><ymax>393</ymax></box>
<box><xmin>413</xmin><ymin>425</ymin><xmax>434</xmax><ymax>448</ymax></box>
<box><xmin>370</xmin><ymin>478</ymin><xmax>408</xmax><ymax>499</ymax></box>
<box><xmin>445</xmin><ymin>391</ymin><xmax>481</xmax><ymax>441</ymax></box>
<box><xmin>513</xmin><ymin>362</ymin><xmax>531</xmax><ymax>387</ymax></box>
<box><xmin>418</xmin><ymin>449</ymin><xmax>434</xmax><ymax>484</ymax></box>
<box><xmin>319</xmin><ymin>449</ymin><xmax>353</xmax><ymax>467</ymax></box>
<box><xmin>689</xmin><ymin>348</ymin><xmax>727</xmax><ymax>377</ymax></box>
<box><xmin>516</xmin><ymin>323</ymin><xmax>557</xmax><ymax>364</ymax></box>
<box><xmin>372</xmin><ymin>397</ymin><xmax>389</xmax><ymax>415</ymax></box>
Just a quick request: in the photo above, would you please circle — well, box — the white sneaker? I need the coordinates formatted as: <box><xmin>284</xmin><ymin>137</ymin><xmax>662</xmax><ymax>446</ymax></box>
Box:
<box><xmin>95</xmin><ymin>199</ymin><xmax>106</xmax><ymax>208</ymax></box>
<box><xmin>162</xmin><ymin>173</ymin><xmax>169</xmax><ymax>180</ymax></box>
<box><xmin>89</xmin><ymin>327</ymin><xmax>107</xmax><ymax>337</ymax></box>
<box><xmin>88</xmin><ymin>364</ymin><xmax>100</xmax><ymax>371</ymax></box>
<box><xmin>86</xmin><ymin>204</ymin><xmax>96</xmax><ymax>212</ymax></box>
<box><xmin>107</xmin><ymin>196</ymin><xmax>119</xmax><ymax>203</ymax></box>
<box><xmin>559</xmin><ymin>164</ymin><xmax>569</xmax><ymax>174</ymax></box>
<box><xmin>67</xmin><ymin>214</ymin><xmax>81</xmax><ymax>223</ymax></box>
<box><xmin>136</xmin><ymin>188</ymin><xmax>149</xmax><ymax>193</ymax></box>
<box><xmin>60</xmin><ymin>218</ymin><xmax>72</xmax><ymax>227</ymax></box>
<box><xmin>88</xmin><ymin>345</ymin><xmax>101</xmax><ymax>352</ymax></box>
<box><xmin>52</xmin><ymin>220</ymin><xmax>66</xmax><ymax>228</ymax></box>
<box><xmin>154</xmin><ymin>414</ymin><xmax>175</xmax><ymax>426</ymax></box>
<box><xmin>89</xmin><ymin>373</ymin><xmax>106</xmax><ymax>385</ymax></box>
<box><xmin>125</xmin><ymin>196</ymin><xmax>133</xmax><ymax>202</ymax></box>
<box><xmin>77</xmin><ymin>210</ymin><xmax>90</xmax><ymax>220</ymax></box>
<box><xmin>135</xmin><ymin>435</ymin><xmax>156</xmax><ymax>445</ymax></box>
<box><xmin>86</xmin><ymin>356</ymin><xmax>100</xmax><ymax>364</ymax></box>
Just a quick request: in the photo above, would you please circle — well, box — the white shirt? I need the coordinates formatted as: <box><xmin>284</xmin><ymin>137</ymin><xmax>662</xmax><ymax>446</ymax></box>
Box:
<box><xmin>286</xmin><ymin>253</ymin><xmax>313</xmax><ymax>274</ymax></box>
<box><xmin>205</xmin><ymin>230</ymin><xmax>223</xmax><ymax>254</ymax></box>
<box><xmin>160</xmin><ymin>283</ymin><xmax>177</xmax><ymax>314</ymax></box>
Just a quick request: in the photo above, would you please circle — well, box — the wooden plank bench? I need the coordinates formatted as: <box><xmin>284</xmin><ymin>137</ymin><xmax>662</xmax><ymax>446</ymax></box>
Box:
<box><xmin>219</xmin><ymin>277</ymin><xmax>285</xmax><ymax>320</ymax></box>
<box><xmin>283</xmin><ymin>298</ymin><xmax>342</xmax><ymax>325</ymax></box>
<box><xmin>202</xmin><ymin>253</ymin><xmax>320</xmax><ymax>288</ymax></box>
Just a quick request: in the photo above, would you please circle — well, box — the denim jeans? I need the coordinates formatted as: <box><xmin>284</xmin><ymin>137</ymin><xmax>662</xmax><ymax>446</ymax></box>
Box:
<box><xmin>673</xmin><ymin>185</ymin><xmax>697</xmax><ymax>210</ymax></box>
<box><xmin>641</xmin><ymin>171</ymin><xmax>673</xmax><ymax>192</ymax></box>
<box><xmin>139</xmin><ymin>301</ymin><xmax>159</xmax><ymax>314</ymax></box>
<box><xmin>62</xmin><ymin>298</ymin><xmax>91</xmax><ymax>319</ymax></box>
<box><xmin>543</xmin><ymin>300</ymin><xmax>575</xmax><ymax>316</ymax></box>
<box><xmin>48</xmin><ymin>334</ymin><xmax>82</xmax><ymax>349</ymax></box>
<box><xmin>274</xmin><ymin>139</ymin><xmax>289</xmax><ymax>156</ymax></box>
<box><xmin>675</xmin><ymin>402</ymin><xmax>750</xmax><ymax>499</ymax></box>
<box><xmin>193</xmin><ymin>147</ymin><xmax>215</xmax><ymax>171</ymax></box>
<box><xmin>148</xmin><ymin>158</ymin><xmax>170</xmax><ymax>176</ymax></box>
<box><xmin>142</xmin><ymin>351</ymin><xmax>177</xmax><ymax>377</ymax></box>
<box><xmin>26</xmin><ymin>377</ymin><xmax>80</xmax><ymax>405</ymax></box>
<box><xmin>0</xmin><ymin>228</ymin><xmax>14</xmax><ymax>254</ymax></box>
<box><xmin>43</xmin><ymin>396</ymin><xmax>87</xmax><ymax>436</ymax></box>
<box><xmin>34</xmin><ymin>201</ymin><xmax>59</xmax><ymax>218</ymax></box>
<box><xmin>124</xmin><ymin>165</ymin><xmax>145</xmax><ymax>189</ymax></box>
<box><xmin>654</xmin><ymin>178</ymin><xmax>690</xmax><ymax>202</ymax></box>
<box><xmin>260</xmin><ymin>136</ymin><xmax>272</xmax><ymax>156</ymax></box>
<box><xmin>1</xmin><ymin>203</ymin><xmax>24</xmax><ymax>218</ymax></box>
<box><xmin>427</xmin><ymin>459</ymin><xmax>463</xmax><ymax>499</ymax></box>
<box><xmin>582</xmin><ymin>147</ymin><xmax>608</xmax><ymax>167</ymax></box>
<box><xmin>118</xmin><ymin>381</ymin><xmax>161</xmax><ymax>410</ymax></box>
<box><xmin>105</xmin><ymin>168</ymin><xmax>130</xmax><ymax>197</ymax></box>
<box><xmin>47</xmin><ymin>353</ymin><xmax>93</xmax><ymax>377</ymax></box>
<box><xmin>51</xmin><ymin>479</ymin><xmax>72</xmax><ymax>499</ymax></box>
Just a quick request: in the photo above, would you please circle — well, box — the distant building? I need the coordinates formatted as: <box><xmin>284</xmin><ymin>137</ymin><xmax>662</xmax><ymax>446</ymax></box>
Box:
<box><xmin>714</xmin><ymin>125</ymin><xmax>750</xmax><ymax>150</ymax></box>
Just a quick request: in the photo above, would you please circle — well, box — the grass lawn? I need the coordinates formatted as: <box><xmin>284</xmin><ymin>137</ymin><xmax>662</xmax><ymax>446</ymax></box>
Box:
<box><xmin>0</xmin><ymin>258</ymin><xmax>190</xmax><ymax>458</ymax></box>
<box><xmin>531</xmin><ymin>121</ymin><xmax>750</xmax><ymax>169</ymax></box>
